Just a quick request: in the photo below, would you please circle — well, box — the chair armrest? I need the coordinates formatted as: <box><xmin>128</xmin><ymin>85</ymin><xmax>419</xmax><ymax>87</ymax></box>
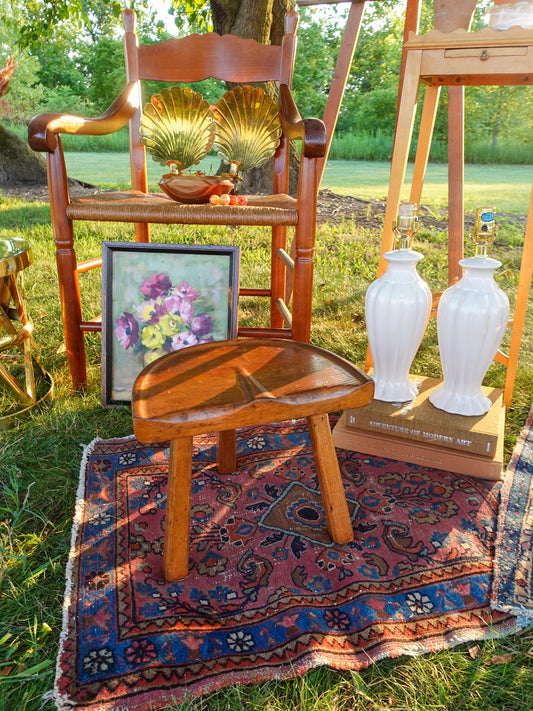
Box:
<box><xmin>279</xmin><ymin>83</ymin><xmax>326</xmax><ymax>159</ymax></box>
<box><xmin>28</xmin><ymin>81</ymin><xmax>140</xmax><ymax>153</ymax></box>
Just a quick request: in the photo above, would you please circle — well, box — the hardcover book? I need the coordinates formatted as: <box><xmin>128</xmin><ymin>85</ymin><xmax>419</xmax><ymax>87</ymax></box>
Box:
<box><xmin>344</xmin><ymin>376</ymin><xmax>504</xmax><ymax>458</ymax></box>
<box><xmin>332</xmin><ymin>411</ymin><xmax>504</xmax><ymax>481</ymax></box>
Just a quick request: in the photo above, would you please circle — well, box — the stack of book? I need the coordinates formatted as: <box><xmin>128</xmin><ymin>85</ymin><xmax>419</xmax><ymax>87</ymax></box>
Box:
<box><xmin>332</xmin><ymin>376</ymin><xmax>505</xmax><ymax>480</ymax></box>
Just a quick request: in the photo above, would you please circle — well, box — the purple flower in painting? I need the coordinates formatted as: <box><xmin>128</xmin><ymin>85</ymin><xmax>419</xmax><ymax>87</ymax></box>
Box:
<box><xmin>140</xmin><ymin>273</ymin><xmax>172</xmax><ymax>299</ymax></box>
<box><xmin>175</xmin><ymin>281</ymin><xmax>198</xmax><ymax>301</ymax></box>
<box><xmin>115</xmin><ymin>311</ymin><xmax>139</xmax><ymax>349</ymax></box>
<box><xmin>191</xmin><ymin>313</ymin><xmax>213</xmax><ymax>337</ymax></box>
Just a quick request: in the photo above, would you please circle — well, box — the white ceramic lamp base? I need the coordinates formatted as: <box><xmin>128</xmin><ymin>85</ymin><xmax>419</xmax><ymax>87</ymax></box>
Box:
<box><xmin>429</xmin><ymin>256</ymin><xmax>509</xmax><ymax>416</ymax></box>
<box><xmin>365</xmin><ymin>249</ymin><xmax>432</xmax><ymax>402</ymax></box>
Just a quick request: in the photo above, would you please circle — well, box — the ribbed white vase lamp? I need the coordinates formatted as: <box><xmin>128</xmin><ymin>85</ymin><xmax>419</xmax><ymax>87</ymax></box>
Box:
<box><xmin>430</xmin><ymin>208</ymin><xmax>510</xmax><ymax>416</ymax></box>
<box><xmin>365</xmin><ymin>203</ymin><xmax>432</xmax><ymax>402</ymax></box>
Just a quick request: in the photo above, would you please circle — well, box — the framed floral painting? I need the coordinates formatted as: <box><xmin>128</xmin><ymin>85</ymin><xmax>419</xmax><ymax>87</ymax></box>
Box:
<box><xmin>101</xmin><ymin>242</ymin><xmax>240</xmax><ymax>406</ymax></box>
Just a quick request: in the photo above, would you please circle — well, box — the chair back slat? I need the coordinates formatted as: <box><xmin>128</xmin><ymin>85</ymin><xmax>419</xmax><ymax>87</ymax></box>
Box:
<box><xmin>137</xmin><ymin>34</ymin><xmax>283</xmax><ymax>84</ymax></box>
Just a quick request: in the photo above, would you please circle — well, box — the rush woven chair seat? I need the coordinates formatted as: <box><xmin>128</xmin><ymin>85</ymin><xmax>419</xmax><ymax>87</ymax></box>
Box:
<box><xmin>132</xmin><ymin>338</ymin><xmax>374</xmax><ymax>581</ymax></box>
<box><xmin>28</xmin><ymin>10</ymin><xmax>326</xmax><ymax>391</ymax></box>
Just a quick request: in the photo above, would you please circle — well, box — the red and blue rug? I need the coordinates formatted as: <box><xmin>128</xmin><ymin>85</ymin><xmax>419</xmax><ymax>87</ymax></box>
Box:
<box><xmin>54</xmin><ymin>419</ymin><xmax>522</xmax><ymax>710</ymax></box>
<box><xmin>493</xmin><ymin>404</ymin><xmax>533</xmax><ymax>624</ymax></box>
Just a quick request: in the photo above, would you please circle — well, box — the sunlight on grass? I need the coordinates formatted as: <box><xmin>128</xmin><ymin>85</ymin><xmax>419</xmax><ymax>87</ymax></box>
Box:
<box><xmin>322</xmin><ymin>160</ymin><xmax>533</xmax><ymax>214</ymax></box>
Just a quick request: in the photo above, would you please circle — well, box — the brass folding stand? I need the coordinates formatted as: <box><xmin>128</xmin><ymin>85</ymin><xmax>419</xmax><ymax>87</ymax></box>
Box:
<box><xmin>0</xmin><ymin>238</ymin><xmax>53</xmax><ymax>427</ymax></box>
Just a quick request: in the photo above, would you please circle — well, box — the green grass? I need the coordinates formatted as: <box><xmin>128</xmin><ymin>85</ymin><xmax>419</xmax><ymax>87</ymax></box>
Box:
<box><xmin>0</xmin><ymin>190</ymin><xmax>533</xmax><ymax>710</ymax></box>
<box><xmin>62</xmin><ymin>152</ymin><xmax>533</xmax><ymax>215</ymax></box>
<box><xmin>321</xmin><ymin>161</ymin><xmax>533</xmax><ymax>214</ymax></box>
<box><xmin>7</xmin><ymin>119</ymin><xmax>533</xmax><ymax>166</ymax></box>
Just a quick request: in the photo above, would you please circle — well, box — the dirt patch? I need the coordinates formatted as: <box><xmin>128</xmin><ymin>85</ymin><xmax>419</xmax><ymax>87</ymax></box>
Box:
<box><xmin>316</xmin><ymin>189</ymin><xmax>528</xmax><ymax>232</ymax></box>
<box><xmin>316</xmin><ymin>189</ymin><xmax>451</xmax><ymax>230</ymax></box>
<box><xmin>0</xmin><ymin>180</ymin><xmax>97</xmax><ymax>204</ymax></box>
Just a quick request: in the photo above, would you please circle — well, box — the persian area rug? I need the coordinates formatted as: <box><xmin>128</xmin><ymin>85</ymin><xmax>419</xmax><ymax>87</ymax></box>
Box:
<box><xmin>492</xmin><ymin>404</ymin><xmax>533</xmax><ymax>623</ymax></box>
<box><xmin>54</xmin><ymin>419</ymin><xmax>522</xmax><ymax>711</ymax></box>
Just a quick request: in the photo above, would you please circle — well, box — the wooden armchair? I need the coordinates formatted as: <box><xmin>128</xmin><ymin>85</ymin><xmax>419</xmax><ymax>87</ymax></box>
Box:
<box><xmin>28</xmin><ymin>9</ymin><xmax>326</xmax><ymax>390</ymax></box>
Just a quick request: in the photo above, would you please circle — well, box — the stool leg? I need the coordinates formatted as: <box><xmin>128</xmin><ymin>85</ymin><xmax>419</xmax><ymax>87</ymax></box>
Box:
<box><xmin>163</xmin><ymin>436</ymin><xmax>193</xmax><ymax>582</ymax></box>
<box><xmin>307</xmin><ymin>414</ymin><xmax>354</xmax><ymax>545</ymax></box>
<box><xmin>217</xmin><ymin>429</ymin><xmax>237</xmax><ymax>474</ymax></box>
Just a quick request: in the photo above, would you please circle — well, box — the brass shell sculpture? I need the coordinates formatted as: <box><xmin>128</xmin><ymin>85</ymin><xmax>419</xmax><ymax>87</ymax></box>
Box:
<box><xmin>213</xmin><ymin>86</ymin><xmax>281</xmax><ymax>175</ymax></box>
<box><xmin>140</xmin><ymin>86</ymin><xmax>215</xmax><ymax>170</ymax></box>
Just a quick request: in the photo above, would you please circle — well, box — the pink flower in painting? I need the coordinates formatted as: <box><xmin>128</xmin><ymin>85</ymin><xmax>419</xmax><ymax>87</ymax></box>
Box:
<box><xmin>191</xmin><ymin>313</ymin><xmax>213</xmax><ymax>337</ymax></box>
<box><xmin>171</xmin><ymin>331</ymin><xmax>199</xmax><ymax>350</ymax></box>
<box><xmin>140</xmin><ymin>273</ymin><xmax>172</xmax><ymax>299</ymax></box>
<box><xmin>163</xmin><ymin>294</ymin><xmax>194</xmax><ymax>323</ymax></box>
<box><xmin>115</xmin><ymin>311</ymin><xmax>139</xmax><ymax>349</ymax></box>
<box><xmin>175</xmin><ymin>281</ymin><xmax>198</xmax><ymax>301</ymax></box>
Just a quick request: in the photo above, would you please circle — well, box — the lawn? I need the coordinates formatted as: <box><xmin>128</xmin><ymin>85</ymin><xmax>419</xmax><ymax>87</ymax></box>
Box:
<box><xmin>321</xmin><ymin>160</ymin><xmax>533</xmax><ymax>215</ymax></box>
<box><xmin>1</xmin><ymin>165</ymin><xmax>533</xmax><ymax>710</ymax></box>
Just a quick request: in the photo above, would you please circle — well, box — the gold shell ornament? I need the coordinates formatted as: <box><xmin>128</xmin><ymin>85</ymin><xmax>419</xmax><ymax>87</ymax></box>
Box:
<box><xmin>140</xmin><ymin>86</ymin><xmax>215</xmax><ymax>170</ymax></box>
<box><xmin>213</xmin><ymin>86</ymin><xmax>281</xmax><ymax>175</ymax></box>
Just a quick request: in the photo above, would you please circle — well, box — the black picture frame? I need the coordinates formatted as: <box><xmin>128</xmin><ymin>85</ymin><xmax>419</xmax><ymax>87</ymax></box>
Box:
<box><xmin>102</xmin><ymin>242</ymin><xmax>240</xmax><ymax>406</ymax></box>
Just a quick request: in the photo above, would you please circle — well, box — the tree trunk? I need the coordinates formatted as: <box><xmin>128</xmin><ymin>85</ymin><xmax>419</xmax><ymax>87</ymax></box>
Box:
<box><xmin>210</xmin><ymin>0</ymin><xmax>293</xmax><ymax>44</ymax></box>
<box><xmin>0</xmin><ymin>124</ymin><xmax>48</xmax><ymax>187</ymax></box>
<box><xmin>210</xmin><ymin>0</ymin><xmax>298</xmax><ymax>195</ymax></box>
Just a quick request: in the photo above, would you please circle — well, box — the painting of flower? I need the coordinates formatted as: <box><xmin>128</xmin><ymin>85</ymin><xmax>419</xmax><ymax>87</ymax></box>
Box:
<box><xmin>114</xmin><ymin>275</ymin><xmax>215</xmax><ymax>358</ymax></box>
<box><xmin>102</xmin><ymin>243</ymin><xmax>239</xmax><ymax>405</ymax></box>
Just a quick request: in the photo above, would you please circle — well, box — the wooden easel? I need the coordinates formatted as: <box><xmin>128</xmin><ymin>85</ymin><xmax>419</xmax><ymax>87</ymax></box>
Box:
<box><xmin>374</xmin><ymin>2</ymin><xmax>533</xmax><ymax>409</ymax></box>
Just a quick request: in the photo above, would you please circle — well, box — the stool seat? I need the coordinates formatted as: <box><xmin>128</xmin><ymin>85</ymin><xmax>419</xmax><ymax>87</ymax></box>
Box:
<box><xmin>133</xmin><ymin>338</ymin><xmax>373</xmax><ymax>440</ymax></box>
<box><xmin>132</xmin><ymin>338</ymin><xmax>374</xmax><ymax>581</ymax></box>
<box><xmin>0</xmin><ymin>238</ymin><xmax>32</xmax><ymax>278</ymax></box>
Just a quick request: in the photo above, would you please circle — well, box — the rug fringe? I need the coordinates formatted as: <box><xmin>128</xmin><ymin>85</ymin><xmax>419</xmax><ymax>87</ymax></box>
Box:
<box><xmin>52</xmin><ymin>435</ymin><xmax>137</xmax><ymax>710</ymax></box>
<box><xmin>491</xmin><ymin>403</ymin><xmax>533</xmax><ymax>623</ymax></box>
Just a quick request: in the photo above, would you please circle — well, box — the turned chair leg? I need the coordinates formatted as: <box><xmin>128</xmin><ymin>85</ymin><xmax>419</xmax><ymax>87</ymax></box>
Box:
<box><xmin>163</xmin><ymin>436</ymin><xmax>193</xmax><ymax>582</ymax></box>
<box><xmin>307</xmin><ymin>413</ymin><xmax>354</xmax><ymax>545</ymax></box>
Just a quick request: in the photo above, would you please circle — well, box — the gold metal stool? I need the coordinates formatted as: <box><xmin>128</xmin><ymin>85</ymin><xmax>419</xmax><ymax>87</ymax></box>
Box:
<box><xmin>0</xmin><ymin>238</ymin><xmax>53</xmax><ymax>428</ymax></box>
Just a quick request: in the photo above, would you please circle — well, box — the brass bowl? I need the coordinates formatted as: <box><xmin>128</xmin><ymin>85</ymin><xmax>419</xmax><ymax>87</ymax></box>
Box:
<box><xmin>158</xmin><ymin>173</ymin><xmax>234</xmax><ymax>204</ymax></box>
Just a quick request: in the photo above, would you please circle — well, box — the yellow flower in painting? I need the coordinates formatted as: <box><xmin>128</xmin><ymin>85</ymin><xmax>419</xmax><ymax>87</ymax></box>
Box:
<box><xmin>144</xmin><ymin>348</ymin><xmax>167</xmax><ymax>364</ymax></box>
<box><xmin>140</xmin><ymin>298</ymin><xmax>164</xmax><ymax>323</ymax></box>
<box><xmin>158</xmin><ymin>312</ymin><xmax>185</xmax><ymax>337</ymax></box>
<box><xmin>141</xmin><ymin>324</ymin><xmax>165</xmax><ymax>350</ymax></box>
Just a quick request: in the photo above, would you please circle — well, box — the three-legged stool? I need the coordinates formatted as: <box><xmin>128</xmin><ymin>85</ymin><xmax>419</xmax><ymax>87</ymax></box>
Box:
<box><xmin>132</xmin><ymin>338</ymin><xmax>374</xmax><ymax>581</ymax></box>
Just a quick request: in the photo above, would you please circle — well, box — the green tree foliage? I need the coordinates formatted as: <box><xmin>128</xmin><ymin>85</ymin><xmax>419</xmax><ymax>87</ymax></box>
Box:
<box><xmin>2</xmin><ymin>0</ymin><xmax>532</xmax><ymax>158</ymax></box>
<box><xmin>335</xmin><ymin>0</ymin><xmax>405</xmax><ymax>135</ymax></box>
<box><xmin>291</xmin><ymin>8</ymin><xmax>340</xmax><ymax>121</ymax></box>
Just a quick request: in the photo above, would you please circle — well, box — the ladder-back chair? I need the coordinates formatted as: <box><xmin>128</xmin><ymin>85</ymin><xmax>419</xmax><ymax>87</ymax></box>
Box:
<box><xmin>28</xmin><ymin>10</ymin><xmax>326</xmax><ymax>390</ymax></box>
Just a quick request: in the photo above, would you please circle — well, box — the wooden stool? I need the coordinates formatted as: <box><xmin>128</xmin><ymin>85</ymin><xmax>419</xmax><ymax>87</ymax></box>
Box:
<box><xmin>132</xmin><ymin>338</ymin><xmax>374</xmax><ymax>581</ymax></box>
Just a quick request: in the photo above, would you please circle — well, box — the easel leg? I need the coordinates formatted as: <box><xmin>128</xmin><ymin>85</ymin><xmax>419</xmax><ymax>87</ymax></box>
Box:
<box><xmin>503</xmin><ymin>182</ymin><xmax>533</xmax><ymax>408</ymax></box>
